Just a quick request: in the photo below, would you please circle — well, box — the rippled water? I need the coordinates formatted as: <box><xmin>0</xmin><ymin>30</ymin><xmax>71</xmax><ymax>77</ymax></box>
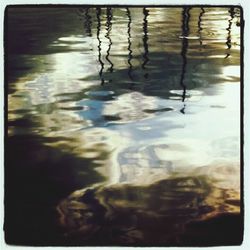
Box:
<box><xmin>6</xmin><ymin>6</ymin><xmax>242</xmax><ymax>246</ymax></box>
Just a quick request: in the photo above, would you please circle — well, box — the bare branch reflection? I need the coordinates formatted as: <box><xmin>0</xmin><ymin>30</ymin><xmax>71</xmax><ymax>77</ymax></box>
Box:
<box><xmin>142</xmin><ymin>8</ymin><xmax>149</xmax><ymax>79</ymax></box>
<box><xmin>225</xmin><ymin>7</ymin><xmax>235</xmax><ymax>59</ymax></box>
<box><xmin>126</xmin><ymin>8</ymin><xmax>133</xmax><ymax>83</ymax></box>
<box><xmin>105</xmin><ymin>7</ymin><xmax>114</xmax><ymax>75</ymax></box>
<box><xmin>180</xmin><ymin>7</ymin><xmax>191</xmax><ymax>112</ymax></box>
<box><xmin>85</xmin><ymin>8</ymin><xmax>92</xmax><ymax>36</ymax></box>
<box><xmin>6</xmin><ymin>6</ymin><xmax>241</xmax><ymax>246</ymax></box>
<box><xmin>198</xmin><ymin>7</ymin><xmax>205</xmax><ymax>47</ymax></box>
<box><xmin>96</xmin><ymin>7</ymin><xmax>104</xmax><ymax>85</ymax></box>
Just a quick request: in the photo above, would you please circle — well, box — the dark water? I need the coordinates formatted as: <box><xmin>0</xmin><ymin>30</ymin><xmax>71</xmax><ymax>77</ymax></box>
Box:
<box><xmin>5</xmin><ymin>6</ymin><xmax>242</xmax><ymax>246</ymax></box>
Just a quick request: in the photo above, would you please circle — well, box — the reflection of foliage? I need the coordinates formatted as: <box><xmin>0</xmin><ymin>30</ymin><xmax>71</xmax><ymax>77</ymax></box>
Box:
<box><xmin>57</xmin><ymin>175</ymin><xmax>242</xmax><ymax>246</ymax></box>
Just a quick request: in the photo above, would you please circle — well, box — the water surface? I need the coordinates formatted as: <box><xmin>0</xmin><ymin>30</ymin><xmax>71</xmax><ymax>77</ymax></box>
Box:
<box><xmin>6</xmin><ymin>6</ymin><xmax>242</xmax><ymax>246</ymax></box>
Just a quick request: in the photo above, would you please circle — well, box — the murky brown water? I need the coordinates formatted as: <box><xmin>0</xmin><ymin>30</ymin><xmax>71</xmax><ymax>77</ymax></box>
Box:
<box><xmin>5</xmin><ymin>6</ymin><xmax>242</xmax><ymax>246</ymax></box>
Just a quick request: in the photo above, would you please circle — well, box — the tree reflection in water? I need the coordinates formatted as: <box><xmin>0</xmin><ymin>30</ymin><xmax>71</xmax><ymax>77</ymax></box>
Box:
<box><xmin>105</xmin><ymin>7</ymin><xmax>114</xmax><ymax>75</ymax></box>
<box><xmin>179</xmin><ymin>7</ymin><xmax>191</xmax><ymax>113</ymax></box>
<box><xmin>57</xmin><ymin>172</ymin><xmax>241</xmax><ymax>246</ymax></box>
<box><xmin>126</xmin><ymin>8</ymin><xmax>134</xmax><ymax>89</ymax></box>
<box><xmin>6</xmin><ymin>6</ymin><xmax>242</xmax><ymax>246</ymax></box>
<box><xmin>225</xmin><ymin>7</ymin><xmax>235</xmax><ymax>59</ymax></box>
<box><xmin>96</xmin><ymin>7</ymin><xmax>105</xmax><ymax>85</ymax></box>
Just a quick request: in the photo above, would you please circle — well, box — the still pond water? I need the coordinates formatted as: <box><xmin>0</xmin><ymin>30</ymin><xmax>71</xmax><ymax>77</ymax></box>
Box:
<box><xmin>6</xmin><ymin>6</ymin><xmax>242</xmax><ymax>246</ymax></box>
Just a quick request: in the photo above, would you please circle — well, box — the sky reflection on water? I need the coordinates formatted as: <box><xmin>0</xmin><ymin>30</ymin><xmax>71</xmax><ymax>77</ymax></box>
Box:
<box><xmin>6</xmin><ymin>6</ymin><xmax>242</xmax><ymax>246</ymax></box>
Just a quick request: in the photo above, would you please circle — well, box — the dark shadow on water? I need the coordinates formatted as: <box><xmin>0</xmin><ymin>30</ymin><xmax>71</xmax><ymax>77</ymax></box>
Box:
<box><xmin>182</xmin><ymin>213</ymin><xmax>242</xmax><ymax>246</ymax></box>
<box><xmin>5</xmin><ymin>120</ymin><xmax>107</xmax><ymax>245</ymax></box>
<box><xmin>6</xmin><ymin>7</ymin><xmax>87</xmax><ymax>85</ymax></box>
<box><xmin>57</xmin><ymin>176</ymin><xmax>242</xmax><ymax>246</ymax></box>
